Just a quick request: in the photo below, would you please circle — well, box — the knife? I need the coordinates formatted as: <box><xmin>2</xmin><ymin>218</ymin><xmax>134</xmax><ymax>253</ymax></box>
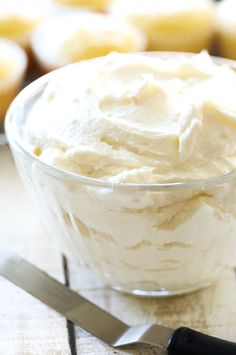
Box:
<box><xmin>0</xmin><ymin>252</ymin><xmax>236</xmax><ymax>355</ymax></box>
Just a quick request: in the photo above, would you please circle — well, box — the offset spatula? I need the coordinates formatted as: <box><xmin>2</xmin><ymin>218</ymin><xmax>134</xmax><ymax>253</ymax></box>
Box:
<box><xmin>0</xmin><ymin>253</ymin><xmax>236</xmax><ymax>355</ymax></box>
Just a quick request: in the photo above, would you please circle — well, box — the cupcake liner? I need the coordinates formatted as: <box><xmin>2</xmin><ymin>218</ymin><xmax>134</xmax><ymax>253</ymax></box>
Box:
<box><xmin>0</xmin><ymin>40</ymin><xmax>27</xmax><ymax>129</ymax></box>
<box><xmin>0</xmin><ymin>83</ymin><xmax>22</xmax><ymax>129</ymax></box>
<box><xmin>217</xmin><ymin>31</ymin><xmax>236</xmax><ymax>60</ymax></box>
<box><xmin>0</xmin><ymin>14</ymin><xmax>42</xmax><ymax>49</ymax></box>
<box><xmin>53</xmin><ymin>0</ymin><xmax>111</xmax><ymax>12</ymax></box>
<box><xmin>148</xmin><ymin>26</ymin><xmax>214</xmax><ymax>52</ymax></box>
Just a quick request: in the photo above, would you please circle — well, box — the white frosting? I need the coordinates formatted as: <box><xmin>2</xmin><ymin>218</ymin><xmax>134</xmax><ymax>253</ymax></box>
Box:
<box><xmin>31</xmin><ymin>11</ymin><xmax>147</xmax><ymax>70</ymax></box>
<box><xmin>26</xmin><ymin>52</ymin><xmax>236</xmax><ymax>183</ymax></box>
<box><xmin>109</xmin><ymin>0</ymin><xmax>214</xmax><ymax>19</ymax></box>
<box><xmin>0</xmin><ymin>0</ymin><xmax>42</xmax><ymax>20</ymax></box>
<box><xmin>0</xmin><ymin>39</ymin><xmax>27</xmax><ymax>90</ymax></box>
<box><xmin>0</xmin><ymin>0</ymin><xmax>52</xmax><ymax>46</ymax></box>
<box><xmin>216</xmin><ymin>0</ymin><xmax>236</xmax><ymax>33</ymax></box>
<box><xmin>23</xmin><ymin>52</ymin><xmax>236</xmax><ymax>293</ymax></box>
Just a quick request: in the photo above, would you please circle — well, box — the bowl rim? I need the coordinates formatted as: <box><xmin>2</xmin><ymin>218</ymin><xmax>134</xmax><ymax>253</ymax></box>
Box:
<box><xmin>5</xmin><ymin>52</ymin><xmax>236</xmax><ymax>192</ymax></box>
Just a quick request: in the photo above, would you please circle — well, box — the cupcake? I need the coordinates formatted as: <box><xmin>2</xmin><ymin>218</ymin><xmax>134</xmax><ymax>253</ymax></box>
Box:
<box><xmin>0</xmin><ymin>0</ymin><xmax>49</xmax><ymax>51</ymax></box>
<box><xmin>52</xmin><ymin>0</ymin><xmax>111</xmax><ymax>12</ymax></box>
<box><xmin>216</xmin><ymin>0</ymin><xmax>236</xmax><ymax>60</ymax></box>
<box><xmin>31</xmin><ymin>11</ymin><xmax>147</xmax><ymax>73</ymax></box>
<box><xmin>0</xmin><ymin>39</ymin><xmax>27</xmax><ymax>130</ymax></box>
<box><xmin>109</xmin><ymin>0</ymin><xmax>215</xmax><ymax>52</ymax></box>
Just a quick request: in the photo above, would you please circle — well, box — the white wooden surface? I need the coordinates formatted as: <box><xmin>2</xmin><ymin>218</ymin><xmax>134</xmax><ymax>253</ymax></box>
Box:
<box><xmin>0</xmin><ymin>145</ymin><xmax>71</xmax><ymax>355</ymax></box>
<box><xmin>1</xmin><ymin>144</ymin><xmax>236</xmax><ymax>355</ymax></box>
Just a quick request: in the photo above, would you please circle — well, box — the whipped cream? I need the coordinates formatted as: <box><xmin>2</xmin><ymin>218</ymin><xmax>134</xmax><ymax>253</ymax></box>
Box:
<box><xmin>22</xmin><ymin>52</ymin><xmax>236</xmax><ymax>294</ymax></box>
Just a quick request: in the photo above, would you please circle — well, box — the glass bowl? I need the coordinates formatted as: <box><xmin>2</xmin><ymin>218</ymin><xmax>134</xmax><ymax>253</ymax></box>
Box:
<box><xmin>5</xmin><ymin>53</ymin><xmax>236</xmax><ymax>297</ymax></box>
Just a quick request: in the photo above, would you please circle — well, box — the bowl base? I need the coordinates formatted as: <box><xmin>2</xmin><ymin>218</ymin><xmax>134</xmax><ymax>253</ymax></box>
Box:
<box><xmin>112</xmin><ymin>281</ymin><xmax>212</xmax><ymax>298</ymax></box>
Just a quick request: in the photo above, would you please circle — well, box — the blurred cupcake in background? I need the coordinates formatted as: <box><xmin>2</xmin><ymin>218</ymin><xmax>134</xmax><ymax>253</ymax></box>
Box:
<box><xmin>52</xmin><ymin>0</ymin><xmax>111</xmax><ymax>12</ymax></box>
<box><xmin>0</xmin><ymin>39</ymin><xmax>27</xmax><ymax>130</ymax></box>
<box><xmin>109</xmin><ymin>0</ymin><xmax>215</xmax><ymax>52</ymax></box>
<box><xmin>31</xmin><ymin>11</ymin><xmax>147</xmax><ymax>73</ymax></box>
<box><xmin>0</xmin><ymin>0</ymin><xmax>47</xmax><ymax>52</ymax></box>
<box><xmin>216</xmin><ymin>0</ymin><xmax>236</xmax><ymax>60</ymax></box>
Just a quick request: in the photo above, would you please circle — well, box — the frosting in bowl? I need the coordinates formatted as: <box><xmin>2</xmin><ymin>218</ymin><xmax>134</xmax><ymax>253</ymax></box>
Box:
<box><xmin>11</xmin><ymin>51</ymin><xmax>236</xmax><ymax>294</ymax></box>
<box><xmin>26</xmin><ymin>52</ymin><xmax>236</xmax><ymax>184</ymax></box>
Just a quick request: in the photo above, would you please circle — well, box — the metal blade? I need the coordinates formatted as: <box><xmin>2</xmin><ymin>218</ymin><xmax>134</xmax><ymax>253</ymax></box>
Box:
<box><xmin>0</xmin><ymin>252</ymin><xmax>173</xmax><ymax>351</ymax></box>
<box><xmin>0</xmin><ymin>252</ymin><xmax>127</xmax><ymax>345</ymax></box>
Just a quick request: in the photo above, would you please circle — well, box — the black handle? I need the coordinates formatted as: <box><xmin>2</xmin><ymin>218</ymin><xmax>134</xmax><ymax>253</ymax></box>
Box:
<box><xmin>167</xmin><ymin>327</ymin><xmax>236</xmax><ymax>355</ymax></box>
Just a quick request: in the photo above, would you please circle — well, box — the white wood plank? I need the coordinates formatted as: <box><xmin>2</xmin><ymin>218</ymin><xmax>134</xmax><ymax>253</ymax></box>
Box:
<box><xmin>0</xmin><ymin>145</ymin><xmax>71</xmax><ymax>355</ymax></box>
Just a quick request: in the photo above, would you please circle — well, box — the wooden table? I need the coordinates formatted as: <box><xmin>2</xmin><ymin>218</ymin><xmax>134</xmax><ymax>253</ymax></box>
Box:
<box><xmin>1</xmin><ymin>143</ymin><xmax>236</xmax><ymax>354</ymax></box>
